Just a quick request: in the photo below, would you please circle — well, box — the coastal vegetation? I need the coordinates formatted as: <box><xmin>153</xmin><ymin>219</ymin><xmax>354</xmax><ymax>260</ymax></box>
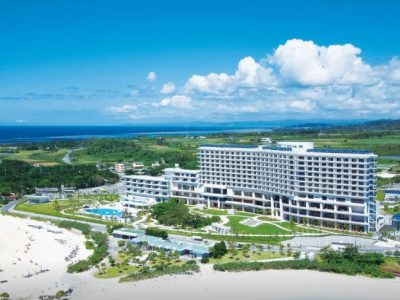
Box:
<box><xmin>214</xmin><ymin>245</ymin><xmax>398</xmax><ymax>279</ymax></box>
<box><xmin>119</xmin><ymin>260</ymin><xmax>199</xmax><ymax>283</ymax></box>
<box><xmin>94</xmin><ymin>240</ymin><xmax>199</xmax><ymax>282</ymax></box>
<box><xmin>55</xmin><ymin>221</ymin><xmax>109</xmax><ymax>273</ymax></box>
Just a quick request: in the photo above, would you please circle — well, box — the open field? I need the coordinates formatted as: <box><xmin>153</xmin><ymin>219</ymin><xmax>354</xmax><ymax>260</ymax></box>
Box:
<box><xmin>4</xmin><ymin>149</ymin><xmax>69</xmax><ymax>166</ymax></box>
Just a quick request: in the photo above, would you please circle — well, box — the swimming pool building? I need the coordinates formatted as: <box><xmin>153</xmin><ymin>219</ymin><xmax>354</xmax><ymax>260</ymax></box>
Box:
<box><xmin>122</xmin><ymin>142</ymin><xmax>377</xmax><ymax>232</ymax></box>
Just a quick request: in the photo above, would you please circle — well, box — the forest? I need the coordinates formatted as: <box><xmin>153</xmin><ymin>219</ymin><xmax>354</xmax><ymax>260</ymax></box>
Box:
<box><xmin>0</xmin><ymin>159</ymin><xmax>119</xmax><ymax>195</ymax></box>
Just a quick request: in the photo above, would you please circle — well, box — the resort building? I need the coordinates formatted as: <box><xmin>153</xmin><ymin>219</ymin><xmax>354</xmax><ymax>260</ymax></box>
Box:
<box><xmin>122</xmin><ymin>142</ymin><xmax>377</xmax><ymax>232</ymax></box>
<box><xmin>115</xmin><ymin>163</ymin><xmax>126</xmax><ymax>173</ymax></box>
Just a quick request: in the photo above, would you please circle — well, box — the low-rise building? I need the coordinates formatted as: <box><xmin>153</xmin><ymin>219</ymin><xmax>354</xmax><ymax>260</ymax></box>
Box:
<box><xmin>384</xmin><ymin>189</ymin><xmax>400</xmax><ymax>202</ymax></box>
<box><xmin>115</xmin><ymin>163</ymin><xmax>126</xmax><ymax>173</ymax></box>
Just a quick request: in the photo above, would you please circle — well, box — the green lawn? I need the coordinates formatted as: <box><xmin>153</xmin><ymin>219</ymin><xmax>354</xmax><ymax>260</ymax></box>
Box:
<box><xmin>227</xmin><ymin>216</ymin><xmax>291</xmax><ymax>235</ymax></box>
<box><xmin>258</xmin><ymin>216</ymin><xmax>279</xmax><ymax>221</ymax></box>
<box><xmin>384</xmin><ymin>204</ymin><xmax>400</xmax><ymax>215</ymax></box>
<box><xmin>376</xmin><ymin>190</ymin><xmax>385</xmax><ymax>201</ymax></box>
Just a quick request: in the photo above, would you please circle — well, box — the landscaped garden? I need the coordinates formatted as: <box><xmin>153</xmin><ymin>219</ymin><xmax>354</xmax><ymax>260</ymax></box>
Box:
<box><xmin>14</xmin><ymin>194</ymin><xmax>119</xmax><ymax>224</ymax></box>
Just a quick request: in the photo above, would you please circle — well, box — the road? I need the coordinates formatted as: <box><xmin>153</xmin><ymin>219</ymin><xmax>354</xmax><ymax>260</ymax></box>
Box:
<box><xmin>62</xmin><ymin>150</ymin><xmax>73</xmax><ymax>164</ymax></box>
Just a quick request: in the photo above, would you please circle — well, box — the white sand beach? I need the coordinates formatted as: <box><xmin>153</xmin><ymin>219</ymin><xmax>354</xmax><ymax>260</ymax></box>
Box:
<box><xmin>0</xmin><ymin>215</ymin><xmax>91</xmax><ymax>299</ymax></box>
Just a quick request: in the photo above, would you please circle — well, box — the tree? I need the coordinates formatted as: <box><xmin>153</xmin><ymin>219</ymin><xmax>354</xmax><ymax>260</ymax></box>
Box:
<box><xmin>279</xmin><ymin>243</ymin><xmax>285</xmax><ymax>255</ymax></box>
<box><xmin>242</xmin><ymin>244</ymin><xmax>250</xmax><ymax>258</ymax></box>
<box><xmin>52</xmin><ymin>199</ymin><xmax>61</xmax><ymax>212</ymax></box>
<box><xmin>210</xmin><ymin>241</ymin><xmax>228</xmax><ymax>259</ymax></box>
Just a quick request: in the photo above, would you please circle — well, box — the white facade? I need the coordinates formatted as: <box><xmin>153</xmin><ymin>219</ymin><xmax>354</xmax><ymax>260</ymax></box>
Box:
<box><xmin>122</xmin><ymin>142</ymin><xmax>377</xmax><ymax>232</ymax></box>
<box><xmin>132</xmin><ymin>162</ymin><xmax>145</xmax><ymax>170</ymax></box>
<box><xmin>115</xmin><ymin>163</ymin><xmax>126</xmax><ymax>173</ymax></box>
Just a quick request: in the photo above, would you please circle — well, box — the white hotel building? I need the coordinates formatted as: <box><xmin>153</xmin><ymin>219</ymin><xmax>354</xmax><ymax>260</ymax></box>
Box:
<box><xmin>122</xmin><ymin>142</ymin><xmax>377</xmax><ymax>232</ymax></box>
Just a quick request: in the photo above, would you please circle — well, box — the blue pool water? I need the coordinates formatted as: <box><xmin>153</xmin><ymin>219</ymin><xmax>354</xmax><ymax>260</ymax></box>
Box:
<box><xmin>85</xmin><ymin>208</ymin><xmax>123</xmax><ymax>217</ymax></box>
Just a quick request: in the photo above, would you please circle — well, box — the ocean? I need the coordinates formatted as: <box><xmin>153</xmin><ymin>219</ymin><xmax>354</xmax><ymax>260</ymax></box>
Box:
<box><xmin>0</xmin><ymin>125</ymin><xmax>273</xmax><ymax>144</ymax></box>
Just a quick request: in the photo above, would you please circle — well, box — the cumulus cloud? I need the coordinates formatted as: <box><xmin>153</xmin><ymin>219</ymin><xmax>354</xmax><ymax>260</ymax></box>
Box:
<box><xmin>185</xmin><ymin>56</ymin><xmax>276</xmax><ymax>94</ymax></box>
<box><xmin>159</xmin><ymin>95</ymin><xmax>193</xmax><ymax>109</ymax></box>
<box><xmin>146</xmin><ymin>71</ymin><xmax>157</xmax><ymax>82</ymax></box>
<box><xmin>270</xmin><ymin>39</ymin><xmax>373</xmax><ymax>86</ymax></box>
<box><xmin>160</xmin><ymin>82</ymin><xmax>175</xmax><ymax>94</ymax></box>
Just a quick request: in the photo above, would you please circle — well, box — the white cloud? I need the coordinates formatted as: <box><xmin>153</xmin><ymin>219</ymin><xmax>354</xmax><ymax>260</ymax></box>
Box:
<box><xmin>185</xmin><ymin>56</ymin><xmax>276</xmax><ymax>94</ymax></box>
<box><xmin>234</xmin><ymin>56</ymin><xmax>276</xmax><ymax>87</ymax></box>
<box><xmin>159</xmin><ymin>95</ymin><xmax>193</xmax><ymax>109</ymax></box>
<box><xmin>160</xmin><ymin>82</ymin><xmax>176</xmax><ymax>94</ymax></box>
<box><xmin>289</xmin><ymin>99</ymin><xmax>316</xmax><ymax>111</ymax></box>
<box><xmin>270</xmin><ymin>39</ymin><xmax>373</xmax><ymax>85</ymax></box>
<box><xmin>129</xmin><ymin>89</ymin><xmax>139</xmax><ymax>97</ymax></box>
<box><xmin>103</xmin><ymin>39</ymin><xmax>400</xmax><ymax>122</ymax></box>
<box><xmin>106</xmin><ymin>104</ymin><xmax>138</xmax><ymax>113</ymax></box>
<box><xmin>146</xmin><ymin>71</ymin><xmax>157</xmax><ymax>82</ymax></box>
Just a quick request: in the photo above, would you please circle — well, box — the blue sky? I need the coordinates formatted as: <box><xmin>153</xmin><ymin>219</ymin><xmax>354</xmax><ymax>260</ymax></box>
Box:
<box><xmin>1</xmin><ymin>0</ymin><xmax>400</xmax><ymax>125</ymax></box>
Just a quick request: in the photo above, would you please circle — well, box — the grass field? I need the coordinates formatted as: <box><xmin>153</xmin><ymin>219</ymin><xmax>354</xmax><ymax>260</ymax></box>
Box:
<box><xmin>5</xmin><ymin>149</ymin><xmax>69</xmax><ymax>166</ymax></box>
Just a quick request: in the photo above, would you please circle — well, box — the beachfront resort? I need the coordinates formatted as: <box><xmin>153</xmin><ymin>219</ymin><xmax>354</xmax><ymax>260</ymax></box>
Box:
<box><xmin>122</xmin><ymin>142</ymin><xmax>377</xmax><ymax>232</ymax></box>
<box><xmin>2</xmin><ymin>141</ymin><xmax>400</xmax><ymax>300</ymax></box>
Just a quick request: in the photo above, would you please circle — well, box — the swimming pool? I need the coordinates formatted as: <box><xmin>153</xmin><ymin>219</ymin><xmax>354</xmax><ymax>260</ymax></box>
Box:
<box><xmin>85</xmin><ymin>208</ymin><xmax>124</xmax><ymax>217</ymax></box>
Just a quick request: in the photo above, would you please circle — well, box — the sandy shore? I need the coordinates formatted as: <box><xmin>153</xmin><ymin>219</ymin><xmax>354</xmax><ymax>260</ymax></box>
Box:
<box><xmin>69</xmin><ymin>264</ymin><xmax>400</xmax><ymax>300</ymax></box>
<box><xmin>0</xmin><ymin>215</ymin><xmax>91</xmax><ymax>299</ymax></box>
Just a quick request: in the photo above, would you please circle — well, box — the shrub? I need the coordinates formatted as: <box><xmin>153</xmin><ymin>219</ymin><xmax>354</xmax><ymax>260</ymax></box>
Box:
<box><xmin>118</xmin><ymin>240</ymin><xmax>126</xmax><ymax>247</ymax></box>
<box><xmin>106</xmin><ymin>224</ymin><xmax>123</xmax><ymax>234</ymax></box>
<box><xmin>120</xmin><ymin>261</ymin><xmax>199</xmax><ymax>283</ymax></box>
<box><xmin>0</xmin><ymin>292</ymin><xmax>10</xmax><ymax>300</ymax></box>
<box><xmin>200</xmin><ymin>257</ymin><xmax>209</xmax><ymax>264</ymax></box>
<box><xmin>55</xmin><ymin>290</ymin><xmax>66</xmax><ymax>299</ymax></box>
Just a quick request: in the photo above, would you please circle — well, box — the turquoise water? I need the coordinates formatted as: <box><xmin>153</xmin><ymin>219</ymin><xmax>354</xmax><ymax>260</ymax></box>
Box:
<box><xmin>85</xmin><ymin>208</ymin><xmax>123</xmax><ymax>217</ymax></box>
